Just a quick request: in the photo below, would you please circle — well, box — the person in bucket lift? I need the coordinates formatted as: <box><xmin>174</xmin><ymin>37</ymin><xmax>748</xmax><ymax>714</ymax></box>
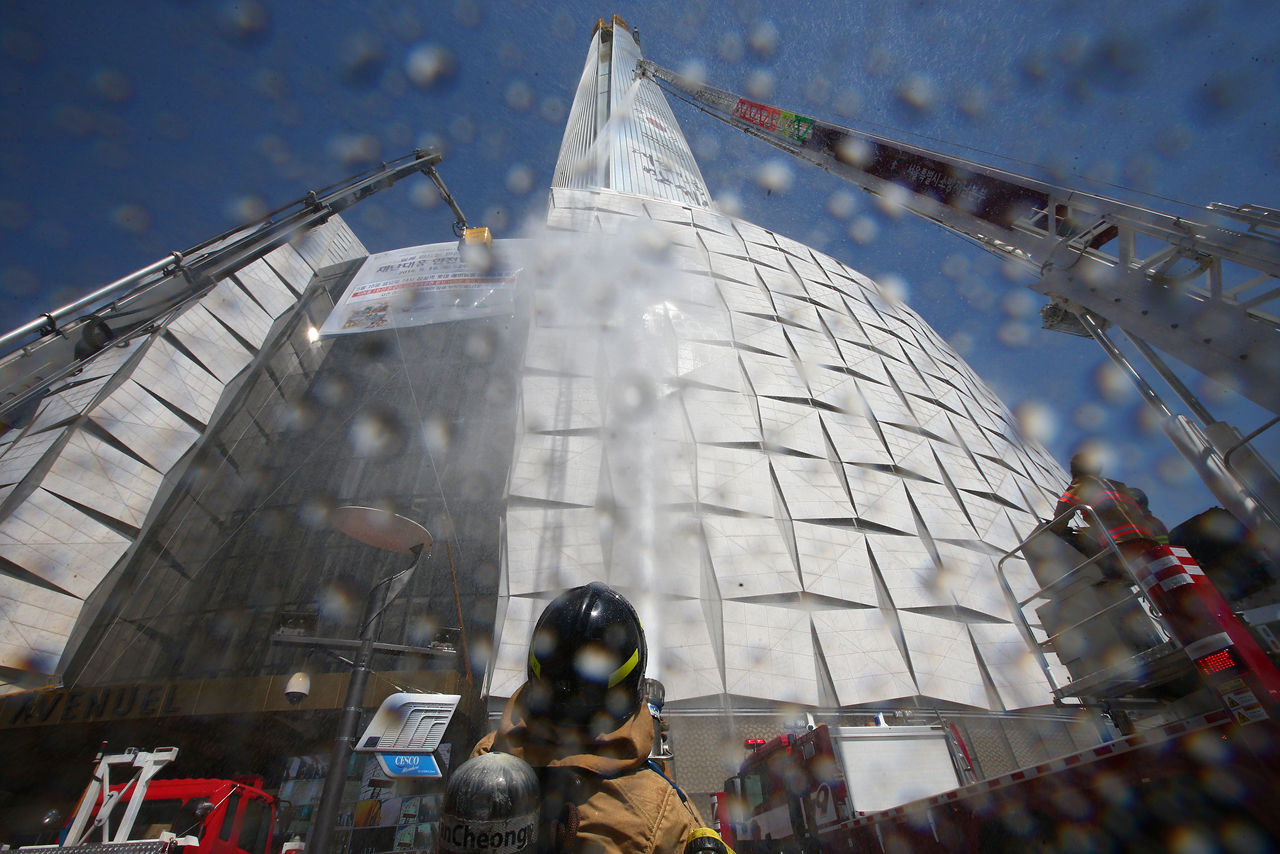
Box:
<box><xmin>1049</xmin><ymin>452</ymin><xmax>1159</xmax><ymax>567</ymax></box>
<box><xmin>472</xmin><ymin>582</ymin><xmax>704</xmax><ymax>854</ymax></box>
<box><xmin>1127</xmin><ymin>486</ymin><xmax>1170</xmax><ymax>546</ymax></box>
<box><xmin>1045</xmin><ymin>453</ymin><xmax>1168</xmax><ymax>654</ymax></box>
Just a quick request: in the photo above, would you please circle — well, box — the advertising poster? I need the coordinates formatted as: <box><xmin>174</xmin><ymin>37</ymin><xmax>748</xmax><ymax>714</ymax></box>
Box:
<box><xmin>395</xmin><ymin>825</ymin><xmax>417</xmax><ymax>850</ymax></box>
<box><xmin>398</xmin><ymin>796</ymin><xmax>421</xmax><ymax>825</ymax></box>
<box><xmin>361</xmin><ymin>749</ymin><xmax>395</xmax><ymax>796</ymax></box>
<box><xmin>319</xmin><ymin>241</ymin><xmax>522</xmax><ymax>337</ymax></box>
<box><xmin>284</xmin><ymin>753</ymin><xmax>446</xmax><ymax>853</ymax></box>
<box><xmin>349</xmin><ymin>827</ymin><xmax>396</xmax><ymax>854</ymax></box>
<box><xmin>354</xmin><ymin>800</ymin><xmax>383</xmax><ymax>828</ymax></box>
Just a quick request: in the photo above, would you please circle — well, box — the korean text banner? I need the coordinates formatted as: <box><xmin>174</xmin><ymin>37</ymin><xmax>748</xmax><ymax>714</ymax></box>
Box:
<box><xmin>319</xmin><ymin>240</ymin><xmax>522</xmax><ymax>337</ymax></box>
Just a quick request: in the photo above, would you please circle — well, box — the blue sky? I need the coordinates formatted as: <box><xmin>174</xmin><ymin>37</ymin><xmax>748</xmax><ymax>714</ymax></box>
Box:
<box><xmin>1</xmin><ymin>0</ymin><xmax>1277</xmax><ymax>528</ymax></box>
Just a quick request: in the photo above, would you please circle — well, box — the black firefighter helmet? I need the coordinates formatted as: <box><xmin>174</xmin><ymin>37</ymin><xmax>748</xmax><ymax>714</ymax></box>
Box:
<box><xmin>526</xmin><ymin>582</ymin><xmax>647</xmax><ymax>727</ymax></box>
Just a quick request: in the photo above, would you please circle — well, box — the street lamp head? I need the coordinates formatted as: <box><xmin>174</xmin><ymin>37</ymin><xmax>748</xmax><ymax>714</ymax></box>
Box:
<box><xmin>330</xmin><ymin>506</ymin><xmax>432</xmax><ymax>555</ymax></box>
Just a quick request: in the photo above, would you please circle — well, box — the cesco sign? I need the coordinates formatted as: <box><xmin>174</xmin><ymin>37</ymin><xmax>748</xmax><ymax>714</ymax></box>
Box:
<box><xmin>375</xmin><ymin>752</ymin><xmax>442</xmax><ymax>778</ymax></box>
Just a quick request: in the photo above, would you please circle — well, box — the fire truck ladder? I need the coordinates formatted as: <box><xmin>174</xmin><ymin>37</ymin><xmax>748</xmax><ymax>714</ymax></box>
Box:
<box><xmin>64</xmin><ymin>745</ymin><xmax>180</xmax><ymax>846</ymax></box>
<box><xmin>638</xmin><ymin>61</ymin><xmax>1280</xmax><ymax>563</ymax></box>
<box><xmin>0</xmin><ymin>148</ymin><xmax>470</xmax><ymax>435</ymax></box>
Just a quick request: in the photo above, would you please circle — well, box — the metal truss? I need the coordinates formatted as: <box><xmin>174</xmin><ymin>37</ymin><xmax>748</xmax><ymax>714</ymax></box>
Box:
<box><xmin>639</xmin><ymin>60</ymin><xmax>1280</xmax><ymax>416</ymax></box>
<box><xmin>0</xmin><ymin>149</ymin><xmax>460</xmax><ymax>428</ymax></box>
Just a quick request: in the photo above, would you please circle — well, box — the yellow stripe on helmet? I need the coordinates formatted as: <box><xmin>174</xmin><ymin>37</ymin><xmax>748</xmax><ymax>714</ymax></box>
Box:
<box><xmin>607</xmin><ymin>648</ymin><xmax>639</xmax><ymax>687</ymax></box>
<box><xmin>529</xmin><ymin>649</ymin><xmax>541</xmax><ymax>678</ymax></box>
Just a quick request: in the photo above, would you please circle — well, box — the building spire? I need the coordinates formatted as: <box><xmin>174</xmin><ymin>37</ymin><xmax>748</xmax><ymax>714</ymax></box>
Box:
<box><xmin>552</xmin><ymin>15</ymin><xmax>712</xmax><ymax>208</ymax></box>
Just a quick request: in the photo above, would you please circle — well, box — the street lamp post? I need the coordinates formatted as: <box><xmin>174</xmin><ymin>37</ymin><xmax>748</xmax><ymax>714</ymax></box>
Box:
<box><xmin>306</xmin><ymin>506</ymin><xmax>432</xmax><ymax>854</ymax></box>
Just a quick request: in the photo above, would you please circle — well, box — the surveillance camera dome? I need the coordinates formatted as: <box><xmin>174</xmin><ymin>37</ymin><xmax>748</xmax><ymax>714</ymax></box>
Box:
<box><xmin>285</xmin><ymin>671</ymin><xmax>311</xmax><ymax>706</ymax></box>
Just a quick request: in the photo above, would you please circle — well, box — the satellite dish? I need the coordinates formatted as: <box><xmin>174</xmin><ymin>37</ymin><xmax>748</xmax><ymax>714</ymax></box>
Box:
<box><xmin>330</xmin><ymin>506</ymin><xmax>432</xmax><ymax>555</ymax></box>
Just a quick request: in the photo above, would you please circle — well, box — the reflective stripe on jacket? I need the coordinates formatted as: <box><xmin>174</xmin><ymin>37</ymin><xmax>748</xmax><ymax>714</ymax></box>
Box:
<box><xmin>1053</xmin><ymin>474</ymin><xmax>1155</xmax><ymax>546</ymax></box>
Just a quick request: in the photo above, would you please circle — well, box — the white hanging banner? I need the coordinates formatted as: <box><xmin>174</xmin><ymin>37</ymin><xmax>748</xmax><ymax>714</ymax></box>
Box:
<box><xmin>319</xmin><ymin>241</ymin><xmax>522</xmax><ymax>336</ymax></box>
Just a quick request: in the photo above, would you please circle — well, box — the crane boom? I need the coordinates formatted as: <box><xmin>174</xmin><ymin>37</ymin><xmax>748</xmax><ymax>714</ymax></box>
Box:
<box><xmin>637</xmin><ymin>60</ymin><xmax>1280</xmax><ymax>417</ymax></box>
<box><xmin>0</xmin><ymin>148</ymin><xmax>463</xmax><ymax>428</ymax></box>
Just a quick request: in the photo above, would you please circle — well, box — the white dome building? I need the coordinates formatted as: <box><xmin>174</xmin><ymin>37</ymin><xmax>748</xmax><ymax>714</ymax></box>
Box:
<box><xmin>486</xmin><ymin>19</ymin><xmax>1068</xmax><ymax>726</ymax></box>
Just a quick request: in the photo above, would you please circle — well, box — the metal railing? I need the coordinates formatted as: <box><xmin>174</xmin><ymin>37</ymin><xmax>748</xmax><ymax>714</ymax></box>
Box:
<box><xmin>994</xmin><ymin>505</ymin><xmax>1176</xmax><ymax>699</ymax></box>
<box><xmin>1224</xmin><ymin>413</ymin><xmax>1280</xmax><ymax>480</ymax></box>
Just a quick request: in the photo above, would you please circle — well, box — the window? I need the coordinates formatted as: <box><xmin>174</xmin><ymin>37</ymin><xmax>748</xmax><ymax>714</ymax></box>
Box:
<box><xmin>742</xmin><ymin>772</ymin><xmax>767</xmax><ymax>815</ymax></box>
<box><xmin>220</xmin><ymin>792</ymin><xmax>241</xmax><ymax>842</ymax></box>
<box><xmin>125</xmin><ymin>798</ymin><xmax>184</xmax><ymax>840</ymax></box>
<box><xmin>172</xmin><ymin>799</ymin><xmax>212</xmax><ymax>840</ymax></box>
<box><xmin>238</xmin><ymin>798</ymin><xmax>271</xmax><ymax>854</ymax></box>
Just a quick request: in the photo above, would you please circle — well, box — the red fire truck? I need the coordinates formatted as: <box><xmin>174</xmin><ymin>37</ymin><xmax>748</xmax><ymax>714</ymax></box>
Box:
<box><xmin>713</xmin><ymin>710</ymin><xmax>1280</xmax><ymax>853</ymax></box>
<box><xmin>17</xmin><ymin>746</ymin><xmax>280</xmax><ymax>854</ymax></box>
<box><xmin>709</xmin><ymin>525</ymin><xmax>1280</xmax><ymax>853</ymax></box>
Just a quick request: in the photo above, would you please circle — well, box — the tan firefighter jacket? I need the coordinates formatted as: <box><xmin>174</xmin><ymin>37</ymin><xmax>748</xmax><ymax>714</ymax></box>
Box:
<box><xmin>472</xmin><ymin>683</ymin><xmax>703</xmax><ymax>854</ymax></box>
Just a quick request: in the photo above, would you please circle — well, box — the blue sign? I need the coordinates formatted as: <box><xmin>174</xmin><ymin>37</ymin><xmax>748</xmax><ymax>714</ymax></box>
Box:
<box><xmin>375</xmin><ymin>752</ymin><xmax>442</xmax><ymax>778</ymax></box>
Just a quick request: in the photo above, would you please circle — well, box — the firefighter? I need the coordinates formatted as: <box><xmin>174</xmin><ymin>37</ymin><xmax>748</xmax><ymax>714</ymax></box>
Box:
<box><xmin>472</xmin><ymin>582</ymin><xmax>704</xmax><ymax>854</ymax></box>
<box><xmin>1128</xmin><ymin>487</ymin><xmax>1170</xmax><ymax>545</ymax></box>
<box><xmin>1047</xmin><ymin>454</ymin><xmax>1165</xmax><ymax>653</ymax></box>
<box><xmin>1049</xmin><ymin>453</ymin><xmax>1158</xmax><ymax>565</ymax></box>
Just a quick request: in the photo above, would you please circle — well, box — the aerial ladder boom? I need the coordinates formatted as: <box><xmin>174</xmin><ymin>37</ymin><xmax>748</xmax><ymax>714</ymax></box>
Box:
<box><xmin>0</xmin><ymin>147</ymin><xmax>472</xmax><ymax>434</ymax></box>
<box><xmin>638</xmin><ymin>61</ymin><xmax>1280</xmax><ymax>413</ymax></box>
<box><xmin>638</xmin><ymin>60</ymin><xmax>1280</xmax><ymax>560</ymax></box>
